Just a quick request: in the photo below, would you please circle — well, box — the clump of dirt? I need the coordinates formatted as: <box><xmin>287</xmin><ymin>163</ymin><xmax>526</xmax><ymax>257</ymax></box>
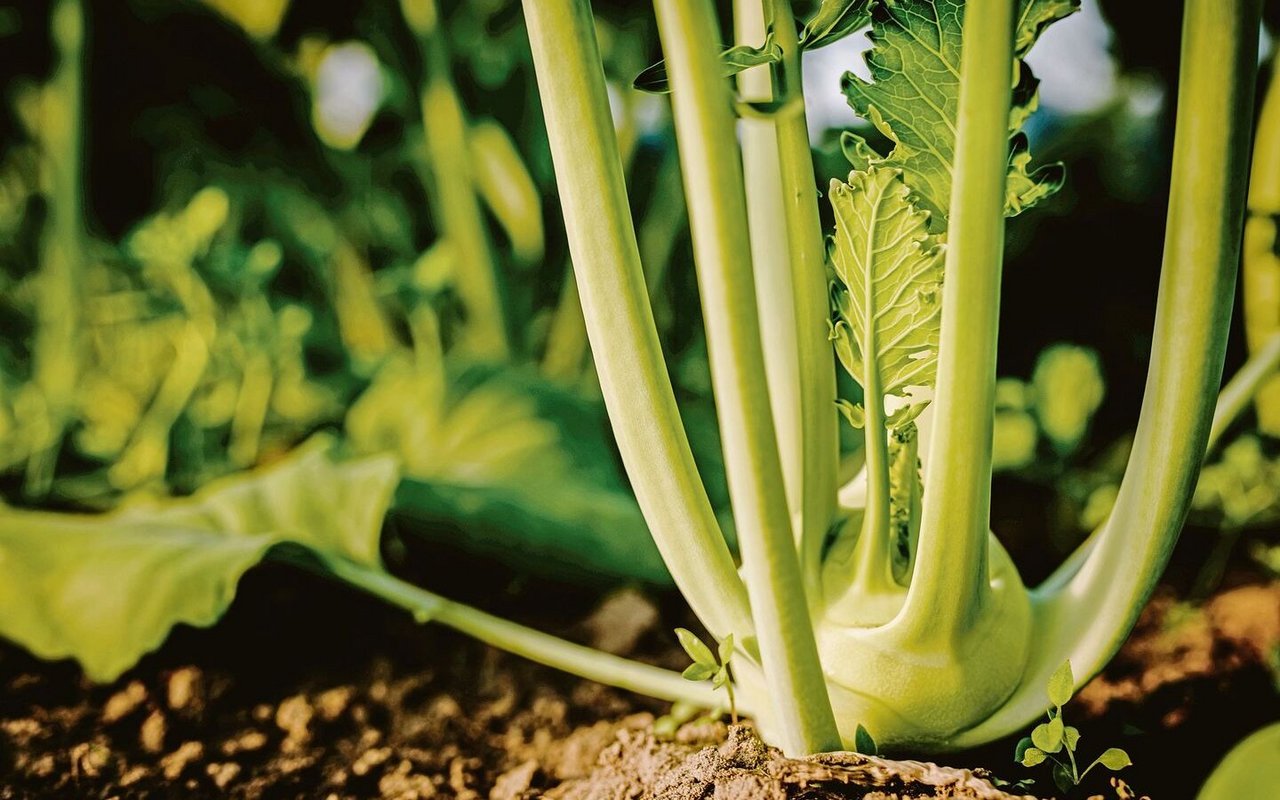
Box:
<box><xmin>549</xmin><ymin>724</ymin><xmax>1036</xmax><ymax>800</ymax></box>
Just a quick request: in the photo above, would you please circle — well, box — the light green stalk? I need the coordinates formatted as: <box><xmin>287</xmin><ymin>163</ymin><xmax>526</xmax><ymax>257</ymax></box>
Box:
<box><xmin>957</xmin><ymin>0</ymin><xmax>1261</xmax><ymax>746</ymax></box>
<box><xmin>520</xmin><ymin>0</ymin><xmax>754</xmax><ymax>645</ymax></box>
<box><xmin>1210</xmin><ymin>332</ymin><xmax>1280</xmax><ymax>453</ymax></box>
<box><xmin>305</xmin><ymin>555</ymin><xmax>724</xmax><ymax>709</ymax></box>
<box><xmin>734</xmin><ymin>0</ymin><xmax>803</xmax><ymax>547</ymax></box>
<box><xmin>1243</xmin><ymin>51</ymin><xmax>1280</xmax><ymax>434</ymax></box>
<box><xmin>653</xmin><ymin>0</ymin><xmax>839</xmax><ymax>755</ymax></box>
<box><xmin>401</xmin><ymin>0</ymin><xmax>508</xmax><ymax>360</ymax></box>
<box><xmin>27</xmin><ymin>0</ymin><xmax>86</xmax><ymax>497</ymax></box>
<box><xmin>899</xmin><ymin>0</ymin><xmax>1014</xmax><ymax>640</ymax></box>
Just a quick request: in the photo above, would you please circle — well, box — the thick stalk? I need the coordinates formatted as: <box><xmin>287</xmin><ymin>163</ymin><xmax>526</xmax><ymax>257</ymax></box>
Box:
<box><xmin>654</xmin><ymin>0</ymin><xmax>839</xmax><ymax>754</ymax></box>
<box><xmin>402</xmin><ymin>0</ymin><xmax>508</xmax><ymax>360</ymax></box>
<box><xmin>769</xmin><ymin>0</ymin><xmax>841</xmax><ymax>582</ymax></box>
<box><xmin>898</xmin><ymin>0</ymin><xmax>1013</xmax><ymax>640</ymax></box>
<box><xmin>1243</xmin><ymin>51</ymin><xmax>1280</xmax><ymax>434</ymax></box>
<box><xmin>956</xmin><ymin>0</ymin><xmax>1260</xmax><ymax>747</ymax></box>
<box><xmin>27</xmin><ymin>0</ymin><xmax>85</xmax><ymax>497</ymax></box>
<box><xmin>307</xmin><ymin>555</ymin><xmax>723</xmax><ymax>709</ymax></box>
<box><xmin>734</xmin><ymin>0</ymin><xmax>803</xmax><ymax>547</ymax></box>
<box><xmin>520</xmin><ymin>0</ymin><xmax>754</xmax><ymax>644</ymax></box>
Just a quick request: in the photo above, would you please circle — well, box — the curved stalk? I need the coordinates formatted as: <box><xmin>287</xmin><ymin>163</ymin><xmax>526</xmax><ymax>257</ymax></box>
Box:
<box><xmin>1243</xmin><ymin>51</ymin><xmax>1280</xmax><ymax>434</ymax></box>
<box><xmin>654</xmin><ymin>0</ymin><xmax>839</xmax><ymax>755</ymax></box>
<box><xmin>956</xmin><ymin>0</ymin><xmax>1260</xmax><ymax>747</ymax></box>
<box><xmin>305</xmin><ymin>555</ymin><xmax>724</xmax><ymax>709</ymax></box>
<box><xmin>898</xmin><ymin>0</ymin><xmax>1014</xmax><ymax>641</ymax></box>
<box><xmin>1210</xmin><ymin>332</ymin><xmax>1280</xmax><ymax>453</ymax></box>
<box><xmin>402</xmin><ymin>0</ymin><xmax>508</xmax><ymax>360</ymax></box>
<box><xmin>520</xmin><ymin>0</ymin><xmax>754</xmax><ymax>644</ymax></box>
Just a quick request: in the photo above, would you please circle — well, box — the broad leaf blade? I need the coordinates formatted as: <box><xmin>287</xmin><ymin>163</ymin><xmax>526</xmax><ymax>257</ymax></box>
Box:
<box><xmin>829</xmin><ymin>167</ymin><xmax>943</xmax><ymax>425</ymax></box>
<box><xmin>840</xmin><ymin>0</ymin><xmax>1077</xmax><ymax>228</ymax></box>
<box><xmin>0</xmin><ymin>438</ymin><xmax>398</xmax><ymax>682</ymax></box>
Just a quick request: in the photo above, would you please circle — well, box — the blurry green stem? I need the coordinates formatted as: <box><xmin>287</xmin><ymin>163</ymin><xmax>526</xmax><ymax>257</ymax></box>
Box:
<box><xmin>521</xmin><ymin>0</ymin><xmax>754</xmax><ymax>644</ymax></box>
<box><xmin>401</xmin><ymin>0</ymin><xmax>508</xmax><ymax>360</ymax></box>
<box><xmin>655</xmin><ymin>0</ymin><xmax>838</xmax><ymax>755</ymax></box>
<box><xmin>305</xmin><ymin>555</ymin><xmax>722</xmax><ymax>708</ymax></box>
<box><xmin>901</xmin><ymin>0</ymin><xmax>1013</xmax><ymax>640</ymax></box>
<box><xmin>1209</xmin><ymin>332</ymin><xmax>1280</xmax><ymax>453</ymax></box>
<box><xmin>1243</xmin><ymin>50</ymin><xmax>1280</xmax><ymax>435</ymax></box>
<box><xmin>28</xmin><ymin>0</ymin><xmax>86</xmax><ymax>496</ymax></box>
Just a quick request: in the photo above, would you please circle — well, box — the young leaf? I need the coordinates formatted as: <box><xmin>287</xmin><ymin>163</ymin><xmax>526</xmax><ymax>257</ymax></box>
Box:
<box><xmin>0</xmin><ymin>437</ymin><xmax>399</xmax><ymax>682</ymax></box>
<box><xmin>718</xmin><ymin>632</ymin><xmax>735</xmax><ymax>665</ymax></box>
<box><xmin>840</xmin><ymin>0</ymin><xmax>1076</xmax><ymax>228</ymax></box>
<box><xmin>1093</xmin><ymin>748</ymin><xmax>1132</xmax><ymax>771</ymax></box>
<box><xmin>633</xmin><ymin>35</ymin><xmax>782</xmax><ymax>94</ymax></box>
<box><xmin>711</xmin><ymin>666</ymin><xmax>729</xmax><ymax>690</ymax></box>
<box><xmin>800</xmin><ymin>0</ymin><xmax>873</xmax><ymax>51</ymax></box>
<box><xmin>1021</xmin><ymin>747</ymin><xmax>1048</xmax><ymax>767</ymax></box>
<box><xmin>682</xmin><ymin>663</ymin><xmax>718</xmax><ymax>682</ymax></box>
<box><xmin>1032</xmin><ymin>716</ymin><xmax>1065</xmax><ymax>754</ymax></box>
<box><xmin>1014</xmin><ymin>736</ymin><xmax>1035</xmax><ymax>763</ymax></box>
<box><xmin>829</xmin><ymin>168</ymin><xmax>944</xmax><ymax>427</ymax></box>
<box><xmin>1047</xmin><ymin>659</ymin><xmax>1075</xmax><ymax>708</ymax></box>
<box><xmin>675</xmin><ymin>628</ymin><xmax>717</xmax><ymax>667</ymax></box>
<box><xmin>855</xmin><ymin>723</ymin><xmax>878</xmax><ymax>755</ymax></box>
<box><xmin>1064</xmin><ymin>725</ymin><xmax>1081</xmax><ymax>752</ymax></box>
<box><xmin>1052</xmin><ymin>762</ymin><xmax>1075</xmax><ymax>792</ymax></box>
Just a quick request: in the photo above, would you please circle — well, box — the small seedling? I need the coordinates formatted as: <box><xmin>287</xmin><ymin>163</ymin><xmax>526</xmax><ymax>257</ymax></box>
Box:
<box><xmin>1015</xmin><ymin>660</ymin><xmax>1131</xmax><ymax>794</ymax></box>
<box><xmin>676</xmin><ymin>628</ymin><xmax>737</xmax><ymax>723</ymax></box>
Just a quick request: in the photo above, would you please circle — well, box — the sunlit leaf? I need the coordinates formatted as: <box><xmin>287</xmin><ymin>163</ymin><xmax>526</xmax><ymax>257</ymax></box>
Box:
<box><xmin>675</xmin><ymin>627</ymin><xmax>717</xmax><ymax>667</ymax></box>
<box><xmin>0</xmin><ymin>437</ymin><xmax>398</xmax><ymax>682</ymax></box>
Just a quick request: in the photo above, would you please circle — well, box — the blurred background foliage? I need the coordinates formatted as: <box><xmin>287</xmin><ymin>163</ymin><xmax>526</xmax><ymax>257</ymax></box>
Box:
<box><xmin>0</xmin><ymin>0</ymin><xmax>1278</xmax><ymax>590</ymax></box>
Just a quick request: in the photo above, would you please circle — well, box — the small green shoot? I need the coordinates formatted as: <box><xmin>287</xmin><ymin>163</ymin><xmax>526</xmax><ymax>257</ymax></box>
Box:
<box><xmin>676</xmin><ymin>628</ymin><xmax>737</xmax><ymax>724</ymax></box>
<box><xmin>854</xmin><ymin>723</ymin><xmax>877</xmax><ymax>756</ymax></box>
<box><xmin>1015</xmin><ymin>660</ymin><xmax>1132</xmax><ymax>794</ymax></box>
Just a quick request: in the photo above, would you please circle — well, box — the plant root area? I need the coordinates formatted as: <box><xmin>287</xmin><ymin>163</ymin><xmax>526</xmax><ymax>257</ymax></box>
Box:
<box><xmin>0</xmin><ymin>552</ymin><xmax>1276</xmax><ymax>799</ymax></box>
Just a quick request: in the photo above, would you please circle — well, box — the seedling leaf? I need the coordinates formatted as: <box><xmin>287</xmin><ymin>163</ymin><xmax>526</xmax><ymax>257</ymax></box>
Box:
<box><xmin>855</xmin><ymin>724</ymin><xmax>878</xmax><ymax>755</ymax></box>
<box><xmin>1047</xmin><ymin>659</ymin><xmax>1074</xmax><ymax>708</ymax></box>
<box><xmin>1064</xmin><ymin>725</ymin><xmax>1081</xmax><ymax>751</ymax></box>
<box><xmin>1094</xmin><ymin>748</ymin><xmax>1132</xmax><ymax>771</ymax></box>
<box><xmin>718</xmin><ymin>633</ymin><xmax>735</xmax><ymax>665</ymax></box>
<box><xmin>829</xmin><ymin>167</ymin><xmax>944</xmax><ymax>426</ymax></box>
<box><xmin>1021</xmin><ymin>747</ymin><xmax>1048</xmax><ymax>767</ymax></box>
<box><xmin>1031</xmin><ymin>716</ymin><xmax>1064</xmax><ymax>754</ymax></box>
<box><xmin>682</xmin><ymin>663</ymin><xmax>718</xmax><ymax>682</ymax></box>
<box><xmin>1051</xmin><ymin>762</ymin><xmax>1075</xmax><ymax>793</ymax></box>
<box><xmin>675</xmin><ymin>628</ymin><xmax>717</xmax><ymax>667</ymax></box>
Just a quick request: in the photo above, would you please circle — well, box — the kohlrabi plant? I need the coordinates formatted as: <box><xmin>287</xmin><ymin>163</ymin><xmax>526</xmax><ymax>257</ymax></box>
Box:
<box><xmin>520</xmin><ymin>0</ymin><xmax>1265</xmax><ymax>754</ymax></box>
<box><xmin>2</xmin><ymin>0</ymin><xmax>1274</xmax><ymax>770</ymax></box>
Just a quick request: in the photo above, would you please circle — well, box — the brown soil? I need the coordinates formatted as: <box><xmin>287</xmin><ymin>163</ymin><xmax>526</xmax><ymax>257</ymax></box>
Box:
<box><xmin>0</xmin><ymin>554</ymin><xmax>1275</xmax><ymax>799</ymax></box>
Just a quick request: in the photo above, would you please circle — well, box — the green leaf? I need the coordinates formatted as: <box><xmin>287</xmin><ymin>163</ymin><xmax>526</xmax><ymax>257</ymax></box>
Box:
<box><xmin>0</xmin><ymin>437</ymin><xmax>399</xmax><ymax>682</ymax></box>
<box><xmin>855</xmin><ymin>723</ymin><xmax>878</xmax><ymax>755</ymax></box>
<box><xmin>800</xmin><ymin>0</ymin><xmax>873</xmax><ymax>51</ymax></box>
<box><xmin>840</xmin><ymin>0</ymin><xmax>1077</xmax><ymax>229</ymax></box>
<box><xmin>675</xmin><ymin>628</ymin><xmax>718</xmax><ymax>667</ymax></box>
<box><xmin>1094</xmin><ymin>748</ymin><xmax>1132</xmax><ymax>771</ymax></box>
<box><xmin>1064</xmin><ymin>725</ymin><xmax>1081</xmax><ymax>752</ymax></box>
<box><xmin>718</xmin><ymin>633</ymin><xmax>735</xmax><ymax>665</ymax></box>
<box><xmin>634</xmin><ymin>34</ymin><xmax>782</xmax><ymax>94</ymax></box>
<box><xmin>1032</xmin><ymin>716</ymin><xmax>1065</xmax><ymax>754</ymax></box>
<box><xmin>829</xmin><ymin>167</ymin><xmax>944</xmax><ymax>427</ymax></box>
<box><xmin>1021</xmin><ymin>747</ymin><xmax>1048</xmax><ymax>767</ymax></box>
<box><xmin>1047</xmin><ymin>659</ymin><xmax>1075</xmax><ymax>707</ymax></box>
<box><xmin>711</xmin><ymin>666</ymin><xmax>729</xmax><ymax>689</ymax></box>
<box><xmin>1014</xmin><ymin>736</ymin><xmax>1034</xmax><ymax>763</ymax></box>
<box><xmin>1052</xmin><ymin>762</ymin><xmax>1076</xmax><ymax>792</ymax></box>
<box><xmin>682</xmin><ymin>663</ymin><xmax>718</xmax><ymax>682</ymax></box>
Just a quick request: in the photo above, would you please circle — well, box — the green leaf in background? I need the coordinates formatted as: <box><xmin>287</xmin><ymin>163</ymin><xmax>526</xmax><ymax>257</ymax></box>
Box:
<box><xmin>840</xmin><ymin>0</ymin><xmax>1075</xmax><ymax>228</ymax></box>
<box><xmin>633</xmin><ymin>34</ymin><xmax>782</xmax><ymax>94</ymax></box>
<box><xmin>829</xmin><ymin>167</ymin><xmax>944</xmax><ymax>428</ymax></box>
<box><xmin>0</xmin><ymin>437</ymin><xmax>398</xmax><ymax>682</ymax></box>
<box><xmin>1197</xmin><ymin>723</ymin><xmax>1280</xmax><ymax>800</ymax></box>
<box><xmin>800</xmin><ymin>0</ymin><xmax>873</xmax><ymax>51</ymax></box>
